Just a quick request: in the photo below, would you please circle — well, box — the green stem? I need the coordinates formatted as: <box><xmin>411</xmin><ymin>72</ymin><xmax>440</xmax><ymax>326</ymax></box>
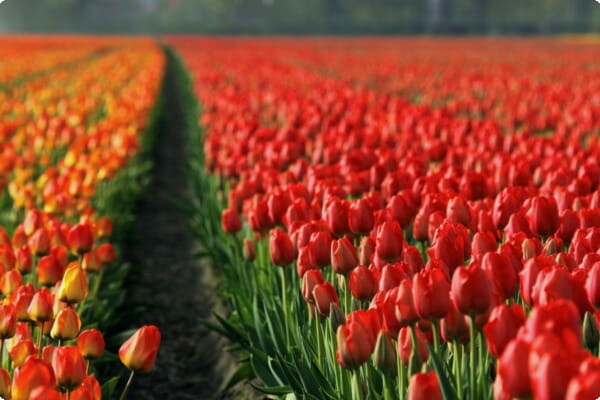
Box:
<box><xmin>398</xmin><ymin>358</ymin><xmax>406</xmax><ymax>400</ymax></box>
<box><xmin>454</xmin><ymin>340</ymin><xmax>463</xmax><ymax>399</ymax></box>
<box><xmin>37</xmin><ymin>322</ymin><xmax>44</xmax><ymax>358</ymax></box>
<box><xmin>469</xmin><ymin>316</ymin><xmax>477</xmax><ymax>400</ymax></box>
<box><xmin>409</xmin><ymin>325</ymin><xmax>422</xmax><ymax>371</ymax></box>
<box><xmin>91</xmin><ymin>269</ymin><xmax>105</xmax><ymax>300</ymax></box>
<box><xmin>119</xmin><ymin>370</ymin><xmax>136</xmax><ymax>400</ymax></box>
<box><xmin>431</xmin><ymin>319</ymin><xmax>441</xmax><ymax>354</ymax></box>
<box><xmin>279</xmin><ymin>267</ymin><xmax>290</xmax><ymax>346</ymax></box>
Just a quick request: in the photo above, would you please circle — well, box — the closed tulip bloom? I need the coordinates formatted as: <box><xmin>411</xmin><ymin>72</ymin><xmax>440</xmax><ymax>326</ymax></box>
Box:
<box><xmin>302</xmin><ymin>269</ymin><xmax>324</xmax><ymax>303</ymax></box>
<box><xmin>336</xmin><ymin>309</ymin><xmax>380</xmax><ymax>369</ymax></box>
<box><xmin>51</xmin><ymin>307</ymin><xmax>81</xmax><ymax>341</ymax></box>
<box><xmin>269</xmin><ymin>228</ymin><xmax>296</xmax><ymax>266</ymax></box>
<box><xmin>221</xmin><ymin>208</ymin><xmax>242</xmax><ymax>234</ymax></box>
<box><xmin>394</xmin><ymin>279</ymin><xmax>419</xmax><ymax>326</ymax></box>
<box><xmin>483</xmin><ymin>304</ymin><xmax>526</xmax><ymax>358</ymax></box>
<box><xmin>331</xmin><ymin>237</ymin><xmax>358</xmax><ymax>275</ymax></box>
<box><xmin>407</xmin><ymin>371</ymin><xmax>442</xmax><ymax>400</ymax></box>
<box><xmin>67</xmin><ymin>224</ymin><xmax>94</xmax><ymax>255</ymax></box>
<box><xmin>585</xmin><ymin>262</ymin><xmax>600</xmax><ymax>310</ymax></box>
<box><xmin>29</xmin><ymin>387</ymin><xmax>63</xmax><ymax>400</ymax></box>
<box><xmin>308</xmin><ymin>231</ymin><xmax>332</xmax><ymax>267</ymax></box>
<box><xmin>348</xmin><ymin>199</ymin><xmax>374</xmax><ymax>235</ymax></box>
<box><xmin>313</xmin><ymin>282</ymin><xmax>339</xmax><ymax>317</ymax></box>
<box><xmin>557</xmin><ymin>209</ymin><xmax>580</xmax><ymax>242</ymax></box>
<box><xmin>57</xmin><ymin>264</ymin><xmax>88</xmax><ymax>304</ymax></box>
<box><xmin>79</xmin><ymin>376</ymin><xmax>101</xmax><ymax>400</ymax></box>
<box><xmin>243</xmin><ymin>239</ymin><xmax>256</xmax><ymax>261</ymax></box>
<box><xmin>349</xmin><ymin>265</ymin><xmax>378</xmax><ymax>300</ymax></box>
<box><xmin>481</xmin><ymin>252</ymin><xmax>517</xmax><ymax>300</ymax></box>
<box><xmin>397</xmin><ymin>326</ymin><xmax>429</xmax><ymax>366</ymax></box>
<box><xmin>0</xmin><ymin>304</ymin><xmax>16</xmax><ymax>339</ymax></box>
<box><xmin>119</xmin><ymin>325</ymin><xmax>161</xmax><ymax>373</ymax></box>
<box><xmin>373</xmin><ymin>330</ymin><xmax>396</xmax><ymax>374</ymax></box>
<box><xmin>504</xmin><ymin>211</ymin><xmax>533</xmax><ymax>238</ymax></box>
<box><xmin>497</xmin><ymin>338</ymin><xmax>532</xmax><ymax>398</ymax></box>
<box><xmin>565</xmin><ymin>371</ymin><xmax>600</xmax><ymax>400</ymax></box>
<box><xmin>412</xmin><ymin>211</ymin><xmax>429</xmax><ymax>242</ymax></box>
<box><xmin>11</xmin><ymin>283</ymin><xmax>34</xmax><ymax>322</ymax></box>
<box><xmin>446</xmin><ymin>195</ymin><xmax>471</xmax><ymax>228</ymax></box>
<box><xmin>471</xmin><ymin>231</ymin><xmax>498</xmax><ymax>259</ymax></box>
<box><xmin>96</xmin><ymin>243</ymin><xmax>115</xmax><ymax>265</ymax></box>
<box><xmin>358</xmin><ymin>236</ymin><xmax>375</xmax><ymax>266</ymax></box>
<box><xmin>15</xmin><ymin>246</ymin><xmax>32</xmax><ymax>274</ymax></box>
<box><xmin>24</xmin><ymin>210</ymin><xmax>44</xmax><ymax>236</ymax></box>
<box><xmin>9</xmin><ymin>340</ymin><xmax>36</xmax><ymax>367</ymax></box>
<box><xmin>28</xmin><ymin>288</ymin><xmax>54</xmax><ymax>322</ymax></box>
<box><xmin>0</xmin><ymin>269</ymin><xmax>23</xmax><ymax>296</ymax></box>
<box><xmin>29</xmin><ymin>228</ymin><xmax>51</xmax><ymax>256</ymax></box>
<box><xmin>412</xmin><ymin>268</ymin><xmax>451</xmax><ymax>320</ymax></box>
<box><xmin>37</xmin><ymin>255</ymin><xmax>63</xmax><ymax>286</ymax></box>
<box><xmin>11</xmin><ymin>357</ymin><xmax>56</xmax><ymax>400</ymax></box>
<box><xmin>81</xmin><ymin>251</ymin><xmax>101</xmax><ymax>273</ymax></box>
<box><xmin>77</xmin><ymin>329</ymin><xmax>105</xmax><ymax>360</ymax></box>
<box><xmin>451</xmin><ymin>263</ymin><xmax>494</xmax><ymax>316</ymax></box>
<box><xmin>375</xmin><ymin>221</ymin><xmax>404</xmax><ymax>261</ymax></box>
<box><xmin>0</xmin><ymin>245</ymin><xmax>15</xmax><ymax>271</ymax></box>
<box><xmin>325</xmin><ymin>199</ymin><xmax>350</xmax><ymax>236</ymax></box>
<box><xmin>52</xmin><ymin>346</ymin><xmax>86</xmax><ymax>391</ymax></box>
<box><xmin>0</xmin><ymin>368</ymin><xmax>9</xmax><ymax>400</ymax></box>
<box><xmin>441</xmin><ymin>298</ymin><xmax>470</xmax><ymax>343</ymax></box>
<box><xmin>526</xmin><ymin>196</ymin><xmax>560</xmax><ymax>237</ymax></box>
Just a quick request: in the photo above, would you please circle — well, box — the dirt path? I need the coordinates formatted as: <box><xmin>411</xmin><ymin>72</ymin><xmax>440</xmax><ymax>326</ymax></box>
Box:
<box><xmin>116</xmin><ymin>53</ymin><xmax>241</xmax><ymax>400</ymax></box>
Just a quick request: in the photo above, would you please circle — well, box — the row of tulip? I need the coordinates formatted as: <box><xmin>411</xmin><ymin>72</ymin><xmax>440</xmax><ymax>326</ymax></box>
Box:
<box><xmin>0</xmin><ymin>38</ymin><xmax>164</xmax><ymax>399</ymax></box>
<box><xmin>172</xmin><ymin>37</ymin><xmax>600</xmax><ymax>400</ymax></box>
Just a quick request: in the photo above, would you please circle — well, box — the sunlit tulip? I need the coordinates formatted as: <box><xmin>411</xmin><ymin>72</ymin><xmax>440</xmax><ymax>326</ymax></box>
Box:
<box><xmin>77</xmin><ymin>329</ymin><xmax>105</xmax><ymax>360</ymax></box>
<box><xmin>57</xmin><ymin>264</ymin><xmax>88</xmax><ymax>304</ymax></box>
<box><xmin>119</xmin><ymin>325</ymin><xmax>161</xmax><ymax>373</ymax></box>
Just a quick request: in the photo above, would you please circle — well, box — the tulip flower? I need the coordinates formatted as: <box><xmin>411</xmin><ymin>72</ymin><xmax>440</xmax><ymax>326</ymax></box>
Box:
<box><xmin>9</xmin><ymin>340</ymin><xmax>36</xmax><ymax>367</ymax></box>
<box><xmin>336</xmin><ymin>309</ymin><xmax>379</xmax><ymax>369</ymax></box>
<box><xmin>373</xmin><ymin>330</ymin><xmax>396</xmax><ymax>375</ymax></box>
<box><xmin>585</xmin><ymin>262</ymin><xmax>600</xmax><ymax>310</ymax></box>
<box><xmin>269</xmin><ymin>228</ymin><xmax>296</xmax><ymax>266</ymax></box>
<box><xmin>57</xmin><ymin>264</ymin><xmax>88</xmax><ymax>304</ymax></box>
<box><xmin>77</xmin><ymin>329</ymin><xmax>105</xmax><ymax>360</ymax></box>
<box><xmin>243</xmin><ymin>238</ymin><xmax>256</xmax><ymax>261</ymax></box>
<box><xmin>29</xmin><ymin>228</ymin><xmax>51</xmax><ymax>256</ymax></box>
<box><xmin>331</xmin><ymin>237</ymin><xmax>358</xmax><ymax>275</ymax></box>
<box><xmin>358</xmin><ymin>236</ymin><xmax>375</xmax><ymax>266</ymax></box>
<box><xmin>565</xmin><ymin>371</ymin><xmax>600</xmax><ymax>400</ymax></box>
<box><xmin>37</xmin><ymin>254</ymin><xmax>63</xmax><ymax>286</ymax></box>
<box><xmin>119</xmin><ymin>325</ymin><xmax>161</xmax><ymax>373</ymax></box>
<box><xmin>11</xmin><ymin>357</ymin><xmax>56</xmax><ymax>400</ymax></box>
<box><xmin>375</xmin><ymin>221</ymin><xmax>404</xmax><ymax>261</ymax></box>
<box><xmin>483</xmin><ymin>303</ymin><xmax>526</xmax><ymax>357</ymax></box>
<box><xmin>312</xmin><ymin>281</ymin><xmax>339</xmax><ymax>317</ymax></box>
<box><xmin>412</xmin><ymin>268</ymin><xmax>451</xmax><ymax>320</ymax></box>
<box><xmin>407</xmin><ymin>371</ymin><xmax>442</xmax><ymax>400</ymax></box>
<box><xmin>526</xmin><ymin>196</ymin><xmax>559</xmax><ymax>237</ymax></box>
<box><xmin>221</xmin><ymin>208</ymin><xmax>242</xmax><ymax>234</ymax></box>
<box><xmin>0</xmin><ymin>304</ymin><xmax>16</xmax><ymax>339</ymax></box>
<box><xmin>349</xmin><ymin>265</ymin><xmax>377</xmax><ymax>300</ymax></box>
<box><xmin>96</xmin><ymin>243</ymin><xmax>116</xmax><ymax>265</ymax></box>
<box><xmin>394</xmin><ymin>279</ymin><xmax>419</xmax><ymax>326</ymax></box>
<box><xmin>52</xmin><ymin>346</ymin><xmax>87</xmax><ymax>393</ymax></box>
<box><xmin>348</xmin><ymin>198</ymin><xmax>374</xmax><ymax>234</ymax></box>
<box><xmin>397</xmin><ymin>326</ymin><xmax>429</xmax><ymax>366</ymax></box>
<box><xmin>0</xmin><ymin>368</ymin><xmax>9</xmax><ymax>400</ymax></box>
<box><xmin>67</xmin><ymin>223</ymin><xmax>94</xmax><ymax>255</ymax></box>
<box><xmin>51</xmin><ymin>307</ymin><xmax>81</xmax><ymax>341</ymax></box>
<box><xmin>496</xmin><ymin>338</ymin><xmax>532</xmax><ymax>399</ymax></box>
<box><xmin>27</xmin><ymin>288</ymin><xmax>54</xmax><ymax>322</ymax></box>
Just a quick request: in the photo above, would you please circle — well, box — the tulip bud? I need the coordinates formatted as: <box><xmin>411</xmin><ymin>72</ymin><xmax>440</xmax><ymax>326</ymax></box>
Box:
<box><xmin>96</xmin><ymin>243</ymin><xmax>115</xmax><ymax>265</ymax></box>
<box><xmin>269</xmin><ymin>228</ymin><xmax>296</xmax><ymax>266</ymax></box>
<box><xmin>52</xmin><ymin>345</ymin><xmax>87</xmax><ymax>391</ymax></box>
<box><xmin>583</xmin><ymin>312</ymin><xmax>599</xmax><ymax>351</ymax></box>
<box><xmin>57</xmin><ymin>264</ymin><xmax>88</xmax><ymax>304</ymax></box>
<box><xmin>51</xmin><ymin>307</ymin><xmax>81</xmax><ymax>341</ymax></box>
<box><xmin>0</xmin><ymin>304</ymin><xmax>16</xmax><ymax>339</ymax></box>
<box><xmin>67</xmin><ymin>224</ymin><xmax>94</xmax><ymax>255</ymax></box>
<box><xmin>331</xmin><ymin>237</ymin><xmax>358</xmax><ymax>275</ymax></box>
<box><xmin>119</xmin><ymin>325</ymin><xmax>161</xmax><ymax>373</ymax></box>
<box><xmin>0</xmin><ymin>269</ymin><xmax>22</xmax><ymax>296</ymax></box>
<box><xmin>329</xmin><ymin>303</ymin><xmax>346</xmax><ymax>333</ymax></box>
<box><xmin>373</xmin><ymin>330</ymin><xmax>396</xmax><ymax>375</ymax></box>
<box><xmin>11</xmin><ymin>357</ymin><xmax>56</xmax><ymax>400</ymax></box>
<box><xmin>375</xmin><ymin>221</ymin><xmax>404</xmax><ymax>262</ymax></box>
<box><xmin>221</xmin><ymin>208</ymin><xmax>242</xmax><ymax>234</ymax></box>
<box><xmin>77</xmin><ymin>329</ymin><xmax>105</xmax><ymax>360</ymax></box>
<box><xmin>243</xmin><ymin>239</ymin><xmax>256</xmax><ymax>261</ymax></box>
<box><xmin>313</xmin><ymin>282</ymin><xmax>339</xmax><ymax>317</ymax></box>
<box><xmin>29</xmin><ymin>228</ymin><xmax>51</xmax><ymax>256</ymax></box>
<box><xmin>0</xmin><ymin>368</ymin><xmax>9</xmax><ymax>400</ymax></box>
<box><xmin>28</xmin><ymin>288</ymin><xmax>54</xmax><ymax>322</ymax></box>
<box><xmin>407</xmin><ymin>371</ymin><xmax>442</xmax><ymax>400</ymax></box>
<box><xmin>10</xmin><ymin>340</ymin><xmax>36</xmax><ymax>367</ymax></box>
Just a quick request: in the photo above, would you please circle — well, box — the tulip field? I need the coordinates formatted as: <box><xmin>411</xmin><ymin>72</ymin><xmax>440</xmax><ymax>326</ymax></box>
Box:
<box><xmin>0</xmin><ymin>35</ymin><xmax>599</xmax><ymax>400</ymax></box>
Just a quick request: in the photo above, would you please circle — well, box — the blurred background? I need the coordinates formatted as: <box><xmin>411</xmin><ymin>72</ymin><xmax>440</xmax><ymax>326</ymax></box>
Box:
<box><xmin>0</xmin><ymin>0</ymin><xmax>599</xmax><ymax>35</ymax></box>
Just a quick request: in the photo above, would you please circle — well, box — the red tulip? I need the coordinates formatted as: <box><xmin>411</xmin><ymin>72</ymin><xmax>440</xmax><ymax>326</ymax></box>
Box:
<box><xmin>29</xmin><ymin>228</ymin><xmax>51</xmax><ymax>256</ymax></box>
<box><xmin>565</xmin><ymin>371</ymin><xmax>600</xmax><ymax>400</ymax></box>
<box><xmin>441</xmin><ymin>298</ymin><xmax>470</xmax><ymax>343</ymax></box>
<box><xmin>119</xmin><ymin>325</ymin><xmax>161</xmax><ymax>373</ymax></box>
<box><xmin>585</xmin><ymin>261</ymin><xmax>600</xmax><ymax>310</ymax></box>
<box><xmin>496</xmin><ymin>338</ymin><xmax>532</xmax><ymax>398</ymax></box>
<box><xmin>331</xmin><ymin>237</ymin><xmax>358</xmax><ymax>275</ymax></box>
<box><xmin>483</xmin><ymin>303</ymin><xmax>526</xmax><ymax>358</ymax></box>
<box><xmin>407</xmin><ymin>371</ymin><xmax>442</xmax><ymax>400</ymax></box>
<box><xmin>325</xmin><ymin>199</ymin><xmax>349</xmax><ymax>236</ymax></box>
<box><xmin>312</xmin><ymin>281</ymin><xmax>339</xmax><ymax>317</ymax></box>
<box><xmin>375</xmin><ymin>221</ymin><xmax>404</xmax><ymax>261</ymax></box>
<box><xmin>269</xmin><ymin>228</ymin><xmax>296</xmax><ymax>266</ymax></box>
<box><xmin>11</xmin><ymin>357</ymin><xmax>56</xmax><ymax>400</ymax></box>
<box><xmin>412</xmin><ymin>268</ymin><xmax>451</xmax><ymax>320</ymax></box>
<box><xmin>451</xmin><ymin>262</ymin><xmax>494</xmax><ymax>316</ymax></box>
<box><xmin>481</xmin><ymin>252</ymin><xmax>517</xmax><ymax>300</ymax></box>
<box><xmin>394</xmin><ymin>279</ymin><xmax>419</xmax><ymax>326</ymax></box>
<box><xmin>96</xmin><ymin>243</ymin><xmax>116</xmax><ymax>264</ymax></box>
<box><xmin>349</xmin><ymin>265</ymin><xmax>377</xmax><ymax>300</ymax></box>
<box><xmin>243</xmin><ymin>238</ymin><xmax>257</xmax><ymax>261</ymax></box>
<box><xmin>336</xmin><ymin>309</ymin><xmax>380</xmax><ymax>368</ymax></box>
<box><xmin>526</xmin><ymin>196</ymin><xmax>559</xmax><ymax>237</ymax></box>
<box><xmin>348</xmin><ymin>199</ymin><xmax>374</xmax><ymax>235</ymax></box>
<box><xmin>67</xmin><ymin>223</ymin><xmax>94</xmax><ymax>255</ymax></box>
<box><xmin>397</xmin><ymin>326</ymin><xmax>429</xmax><ymax>366</ymax></box>
<box><xmin>221</xmin><ymin>208</ymin><xmax>242</xmax><ymax>234</ymax></box>
<box><xmin>77</xmin><ymin>329</ymin><xmax>105</xmax><ymax>359</ymax></box>
<box><xmin>308</xmin><ymin>231</ymin><xmax>332</xmax><ymax>267</ymax></box>
<box><xmin>52</xmin><ymin>345</ymin><xmax>87</xmax><ymax>391</ymax></box>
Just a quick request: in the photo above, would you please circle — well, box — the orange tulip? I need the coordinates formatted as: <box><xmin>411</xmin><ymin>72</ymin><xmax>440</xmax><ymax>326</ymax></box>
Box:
<box><xmin>67</xmin><ymin>223</ymin><xmax>94</xmax><ymax>255</ymax></box>
<box><xmin>52</xmin><ymin>345</ymin><xmax>86</xmax><ymax>391</ymax></box>
<box><xmin>77</xmin><ymin>329</ymin><xmax>105</xmax><ymax>360</ymax></box>
<box><xmin>0</xmin><ymin>269</ymin><xmax>23</xmax><ymax>296</ymax></box>
<box><xmin>50</xmin><ymin>307</ymin><xmax>81</xmax><ymax>341</ymax></box>
<box><xmin>29</xmin><ymin>386</ymin><xmax>63</xmax><ymax>400</ymax></box>
<box><xmin>28</xmin><ymin>288</ymin><xmax>54</xmax><ymax>322</ymax></box>
<box><xmin>11</xmin><ymin>357</ymin><xmax>55</xmax><ymax>400</ymax></box>
<box><xmin>0</xmin><ymin>304</ymin><xmax>17</xmax><ymax>339</ymax></box>
<box><xmin>0</xmin><ymin>368</ymin><xmax>9</xmax><ymax>400</ymax></box>
<box><xmin>119</xmin><ymin>325</ymin><xmax>161</xmax><ymax>373</ymax></box>
<box><xmin>9</xmin><ymin>339</ymin><xmax>36</xmax><ymax>367</ymax></box>
<box><xmin>29</xmin><ymin>228</ymin><xmax>51</xmax><ymax>256</ymax></box>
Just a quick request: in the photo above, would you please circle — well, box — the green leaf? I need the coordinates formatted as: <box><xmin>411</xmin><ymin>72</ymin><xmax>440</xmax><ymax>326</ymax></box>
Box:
<box><xmin>249</xmin><ymin>383</ymin><xmax>293</xmax><ymax>395</ymax></box>
<box><xmin>427</xmin><ymin>343</ymin><xmax>459</xmax><ymax>400</ymax></box>
<box><xmin>221</xmin><ymin>361</ymin><xmax>255</xmax><ymax>391</ymax></box>
<box><xmin>101</xmin><ymin>376</ymin><xmax>120</xmax><ymax>399</ymax></box>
